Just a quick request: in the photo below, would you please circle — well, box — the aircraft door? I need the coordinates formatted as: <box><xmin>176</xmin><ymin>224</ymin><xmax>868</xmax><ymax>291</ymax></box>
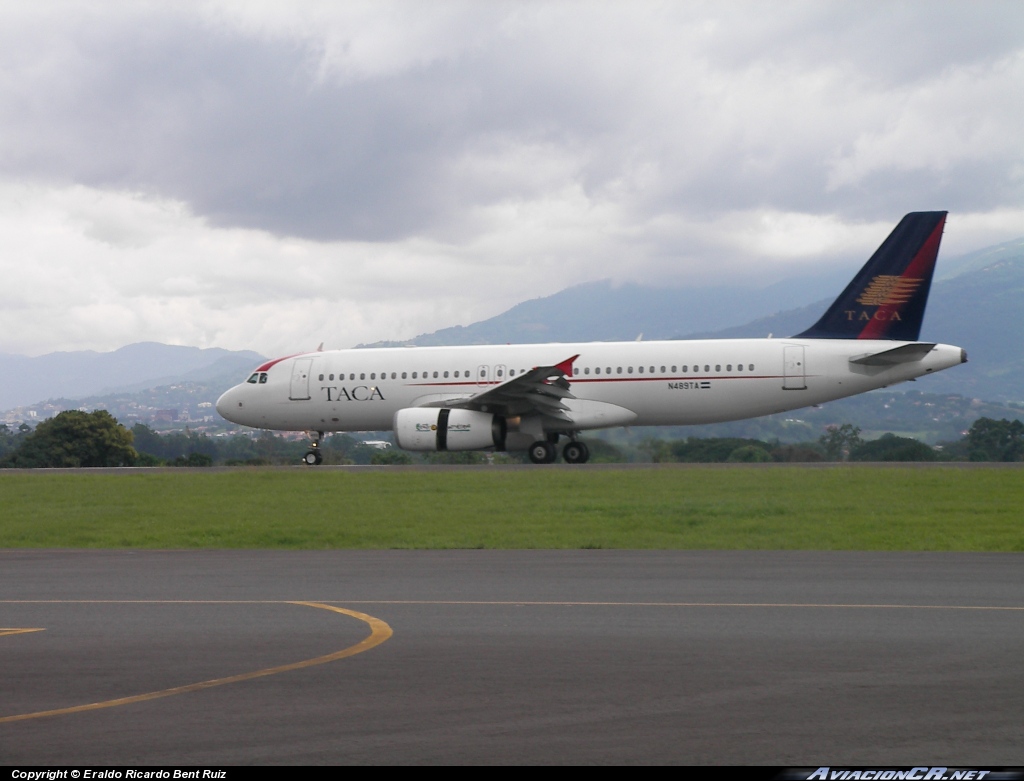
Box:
<box><xmin>783</xmin><ymin>346</ymin><xmax>807</xmax><ymax>390</ymax></box>
<box><xmin>476</xmin><ymin>365</ymin><xmax>490</xmax><ymax>387</ymax></box>
<box><xmin>289</xmin><ymin>358</ymin><xmax>313</xmax><ymax>400</ymax></box>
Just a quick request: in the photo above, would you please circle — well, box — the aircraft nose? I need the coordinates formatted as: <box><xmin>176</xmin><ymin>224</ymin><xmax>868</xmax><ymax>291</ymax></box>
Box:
<box><xmin>216</xmin><ymin>386</ymin><xmax>244</xmax><ymax>423</ymax></box>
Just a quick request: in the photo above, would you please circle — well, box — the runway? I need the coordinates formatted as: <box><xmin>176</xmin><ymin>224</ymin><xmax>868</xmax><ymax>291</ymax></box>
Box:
<box><xmin>2</xmin><ymin>550</ymin><xmax>1023</xmax><ymax>764</ymax></box>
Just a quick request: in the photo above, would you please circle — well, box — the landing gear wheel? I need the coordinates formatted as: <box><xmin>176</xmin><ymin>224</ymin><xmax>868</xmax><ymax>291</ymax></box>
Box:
<box><xmin>528</xmin><ymin>440</ymin><xmax>558</xmax><ymax>464</ymax></box>
<box><xmin>303</xmin><ymin>430</ymin><xmax>325</xmax><ymax>465</ymax></box>
<box><xmin>563</xmin><ymin>441</ymin><xmax>590</xmax><ymax>464</ymax></box>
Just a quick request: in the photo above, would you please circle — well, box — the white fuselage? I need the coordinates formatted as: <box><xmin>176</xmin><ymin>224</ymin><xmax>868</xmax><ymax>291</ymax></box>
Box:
<box><xmin>215</xmin><ymin>338</ymin><xmax>965</xmax><ymax>439</ymax></box>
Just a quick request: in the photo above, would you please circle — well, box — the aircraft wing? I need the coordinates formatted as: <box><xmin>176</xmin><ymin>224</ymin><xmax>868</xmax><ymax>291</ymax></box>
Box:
<box><xmin>418</xmin><ymin>354</ymin><xmax>579</xmax><ymax>422</ymax></box>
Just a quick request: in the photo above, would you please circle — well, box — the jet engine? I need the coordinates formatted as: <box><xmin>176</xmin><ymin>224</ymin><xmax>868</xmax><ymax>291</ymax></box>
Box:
<box><xmin>394</xmin><ymin>408</ymin><xmax>506</xmax><ymax>451</ymax></box>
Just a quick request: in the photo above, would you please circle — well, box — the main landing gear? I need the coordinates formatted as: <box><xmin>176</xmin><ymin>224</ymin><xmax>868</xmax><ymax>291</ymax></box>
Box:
<box><xmin>528</xmin><ymin>440</ymin><xmax>558</xmax><ymax>464</ymax></box>
<box><xmin>562</xmin><ymin>440</ymin><xmax>590</xmax><ymax>464</ymax></box>
<box><xmin>303</xmin><ymin>431</ymin><xmax>324</xmax><ymax>466</ymax></box>
<box><xmin>527</xmin><ymin>436</ymin><xmax>591</xmax><ymax>464</ymax></box>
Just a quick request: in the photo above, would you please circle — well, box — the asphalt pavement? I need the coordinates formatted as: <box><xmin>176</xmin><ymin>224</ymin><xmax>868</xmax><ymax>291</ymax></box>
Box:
<box><xmin>2</xmin><ymin>549</ymin><xmax>1022</xmax><ymax>764</ymax></box>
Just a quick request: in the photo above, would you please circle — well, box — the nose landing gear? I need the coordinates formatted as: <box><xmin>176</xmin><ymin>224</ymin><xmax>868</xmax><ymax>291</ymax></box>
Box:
<box><xmin>303</xmin><ymin>431</ymin><xmax>325</xmax><ymax>465</ymax></box>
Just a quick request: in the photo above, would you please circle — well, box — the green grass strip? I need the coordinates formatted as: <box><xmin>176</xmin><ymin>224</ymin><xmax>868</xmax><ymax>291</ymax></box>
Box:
<box><xmin>1</xmin><ymin>467</ymin><xmax>1022</xmax><ymax>551</ymax></box>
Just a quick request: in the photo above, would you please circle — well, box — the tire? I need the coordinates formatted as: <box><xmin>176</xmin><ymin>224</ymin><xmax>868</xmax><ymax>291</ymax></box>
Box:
<box><xmin>303</xmin><ymin>450</ymin><xmax>319</xmax><ymax>466</ymax></box>
<box><xmin>528</xmin><ymin>440</ymin><xmax>557</xmax><ymax>464</ymax></box>
<box><xmin>563</xmin><ymin>441</ymin><xmax>590</xmax><ymax>464</ymax></box>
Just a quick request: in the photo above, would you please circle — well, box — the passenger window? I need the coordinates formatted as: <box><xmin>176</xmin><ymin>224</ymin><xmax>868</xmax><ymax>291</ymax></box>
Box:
<box><xmin>606</xmin><ymin>367</ymin><xmax>612</xmax><ymax>374</ymax></box>
<box><xmin>584</xmin><ymin>367</ymin><xmax>590</xmax><ymax>375</ymax></box>
<box><xmin>360</xmin><ymin>373</ymin><xmax>365</xmax><ymax>380</ymax></box>
<box><xmin>672</xmin><ymin>365</ymin><xmax>677</xmax><ymax>372</ymax></box>
<box><xmin>628</xmin><ymin>367</ymin><xmax>633</xmax><ymax>374</ymax></box>
<box><xmin>444</xmin><ymin>371</ymin><xmax>449</xmax><ymax>378</ymax></box>
<box><xmin>616</xmin><ymin>367</ymin><xmax>623</xmax><ymax>374</ymax></box>
<box><xmin>727</xmin><ymin>365</ymin><xmax>732</xmax><ymax>371</ymax></box>
<box><xmin>704</xmin><ymin>365</ymin><xmax>710</xmax><ymax>372</ymax></box>
<box><xmin>402</xmin><ymin>372</ymin><xmax>407</xmax><ymax>379</ymax></box>
<box><xmin>412</xmin><ymin>372</ymin><xmax>418</xmax><ymax>379</ymax></box>
<box><xmin>595</xmin><ymin>367</ymin><xmax>601</xmax><ymax>374</ymax></box>
<box><xmin>433</xmin><ymin>371</ymin><xmax>439</xmax><ymax>378</ymax></box>
<box><xmin>750</xmin><ymin>365</ymin><xmax>755</xmax><ymax>371</ymax></box>
<box><xmin>454</xmin><ymin>371</ymin><xmax>460</xmax><ymax>378</ymax></box>
<box><xmin>318</xmin><ymin>374</ymin><xmax>324</xmax><ymax>381</ymax></box>
<box><xmin>391</xmin><ymin>372</ymin><xmax>396</xmax><ymax>379</ymax></box>
<box><xmin>370</xmin><ymin>373</ymin><xmax>376</xmax><ymax>380</ymax></box>
<box><xmin>637</xmin><ymin>366</ymin><xmax>643</xmax><ymax>374</ymax></box>
<box><xmin>715</xmin><ymin>365</ymin><xmax>721</xmax><ymax>372</ymax></box>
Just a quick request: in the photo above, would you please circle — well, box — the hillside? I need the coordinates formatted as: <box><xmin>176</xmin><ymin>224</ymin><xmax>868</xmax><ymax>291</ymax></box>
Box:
<box><xmin>0</xmin><ymin>343</ymin><xmax>264</xmax><ymax>411</ymax></box>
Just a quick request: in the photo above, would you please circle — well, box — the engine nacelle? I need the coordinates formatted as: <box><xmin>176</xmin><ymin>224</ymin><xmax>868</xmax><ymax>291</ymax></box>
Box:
<box><xmin>393</xmin><ymin>408</ymin><xmax>506</xmax><ymax>451</ymax></box>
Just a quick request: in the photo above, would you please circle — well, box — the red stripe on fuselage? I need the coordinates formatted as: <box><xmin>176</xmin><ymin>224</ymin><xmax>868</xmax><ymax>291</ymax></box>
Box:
<box><xmin>255</xmin><ymin>353</ymin><xmax>305</xmax><ymax>372</ymax></box>
<box><xmin>857</xmin><ymin>216</ymin><xmax>945</xmax><ymax>340</ymax></box>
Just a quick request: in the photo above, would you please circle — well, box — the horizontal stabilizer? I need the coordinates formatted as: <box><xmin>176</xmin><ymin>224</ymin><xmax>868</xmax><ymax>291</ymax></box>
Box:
<box><xmin>849</xmin><ymin>343</ymin><xmax>936</xmax><ymax>366</ymax></box>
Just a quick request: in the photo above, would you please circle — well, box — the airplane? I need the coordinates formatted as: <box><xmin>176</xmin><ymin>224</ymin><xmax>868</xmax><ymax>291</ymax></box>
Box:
<box><xmin>216</xmin><ymin>211</ymin><xmax>966</xmax><ymax>464</ymax></box>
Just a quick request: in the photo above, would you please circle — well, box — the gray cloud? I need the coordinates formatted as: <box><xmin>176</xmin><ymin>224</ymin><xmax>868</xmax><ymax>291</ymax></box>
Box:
<box><xmin>0</xmin><ymin>3</ymin><xmax>1022</xmax><ymax>356</ymax></box>
<box><xmin>1</xmin><ymin>4</ymin><xmax>1020</xmax><ymax>244</ymax></box>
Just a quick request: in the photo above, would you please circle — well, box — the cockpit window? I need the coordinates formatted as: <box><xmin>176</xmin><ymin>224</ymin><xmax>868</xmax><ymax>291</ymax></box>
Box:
<box><xmin>247</xmin><ymin>373</ymin><xmax>259</xmax><ymax>384</ymax></box>
<box><xmin>259</xmin><ymin>373</ymin><xmax>268</xmax><ymax>384</ymax></box>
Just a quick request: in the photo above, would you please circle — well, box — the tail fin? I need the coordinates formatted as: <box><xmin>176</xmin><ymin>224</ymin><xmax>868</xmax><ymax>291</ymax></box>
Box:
<box><xmin>794</xmin><ymin>211</ymin><xmax>947</xmax><ymax>341</ymax></box>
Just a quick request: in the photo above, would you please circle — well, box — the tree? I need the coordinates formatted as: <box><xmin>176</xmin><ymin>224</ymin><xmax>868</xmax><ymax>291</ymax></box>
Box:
<box><xmin>0</xmin><ymin>423</ymin><xmax>31</xmax><ymax>460</ymax></box>
<box><xmin>170</xmin><ymin>452</ymin><xmax>214</xmax><ymax>467</ymax></box>
<box><xmin>370</xmin><ymin>450</ymin><xmax>414</xmax><ymax>465</ymax></box>
<box><xmin>967</xmin><ymin>418</ymin><xmax>1024</xmax><ymax>461</ymax></box>
<box><xmin>639</xmin><ymin>438</ymin><xmax>674</xmax><ymax>462</ymax></box>
<box><xmin>849</xmin><ymin>433</ymin><xmax>937</xmax><ymax>462</ymax></box>
<box><xmin>726</xmin><ymin>444</ymin><xmax>773</xmax><ymax>462</ymax></box>
<box><xmin>3</xmin><ymin>410</ymin><xmax>137</xmax><ymax>468</ymax></box>
<box><xmin>770</xmin><ymin>444</ymin><xmax>824</xmax><ymax>462</ymax></box>
<box><xmin>819</xmin><ymin>424</ymin><xmax>863</xmax><ymax>461</ymax></box>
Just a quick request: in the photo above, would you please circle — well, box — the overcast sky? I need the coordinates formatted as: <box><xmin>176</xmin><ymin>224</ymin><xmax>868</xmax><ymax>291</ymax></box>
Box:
<box><xmin>2</xmin><ymin>1</ymin><xmax>1022</xmax><ymax>357</ymax></box>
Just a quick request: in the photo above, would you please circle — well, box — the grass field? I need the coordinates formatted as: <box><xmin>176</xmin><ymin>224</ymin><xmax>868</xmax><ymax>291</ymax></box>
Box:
<box><xmin>2</xmin><ymin>466</ymin><xmax>1022</xmax><ymax>551</ymax></box>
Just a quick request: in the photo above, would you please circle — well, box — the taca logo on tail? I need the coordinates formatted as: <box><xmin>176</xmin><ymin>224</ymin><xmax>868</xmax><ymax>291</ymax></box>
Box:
<box><xmin>795</xmin><ymin>211</ymin><xmax>946</xmax><ymax>341</ymax></box>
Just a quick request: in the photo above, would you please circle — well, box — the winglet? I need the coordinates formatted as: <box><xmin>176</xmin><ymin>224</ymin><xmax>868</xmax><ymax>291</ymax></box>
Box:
<box><xmin>555</xmin><ymin>354</ymin><xmax>580</xmax><ymax>377</ymax></box>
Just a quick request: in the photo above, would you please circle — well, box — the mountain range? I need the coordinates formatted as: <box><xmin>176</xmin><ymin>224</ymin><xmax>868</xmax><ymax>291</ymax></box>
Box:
<box><xmin>0</xmin><ymin>343</ymin><xmax>264</xmax><ymax>411</ymax></box>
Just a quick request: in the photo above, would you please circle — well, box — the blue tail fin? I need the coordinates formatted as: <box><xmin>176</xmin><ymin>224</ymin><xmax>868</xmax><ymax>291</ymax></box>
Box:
<box><xmin>794</xmin><ymin>211</ymin><xmax>947</xmax><ymax>341</ymax></box>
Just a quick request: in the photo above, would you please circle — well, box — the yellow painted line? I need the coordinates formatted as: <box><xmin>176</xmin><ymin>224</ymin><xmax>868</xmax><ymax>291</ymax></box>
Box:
<box><xmin>317</xmin><ymin>600</ymin><xmax>1024</xmax><ymax>611</ymax></box>
<box><xmin>3</xmin><ymin>599</ymin><xmax>1022</xmax><ymax>610</ymax></box>
<box><xmin>0</xmin><ymin>628</ymin><xmax>45</xmax><ymax>638</ymax></box>
<box><xmin>0</xmin><ymin>602</ymin><xmax>391</xmax><ymax>724</ymax></box>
